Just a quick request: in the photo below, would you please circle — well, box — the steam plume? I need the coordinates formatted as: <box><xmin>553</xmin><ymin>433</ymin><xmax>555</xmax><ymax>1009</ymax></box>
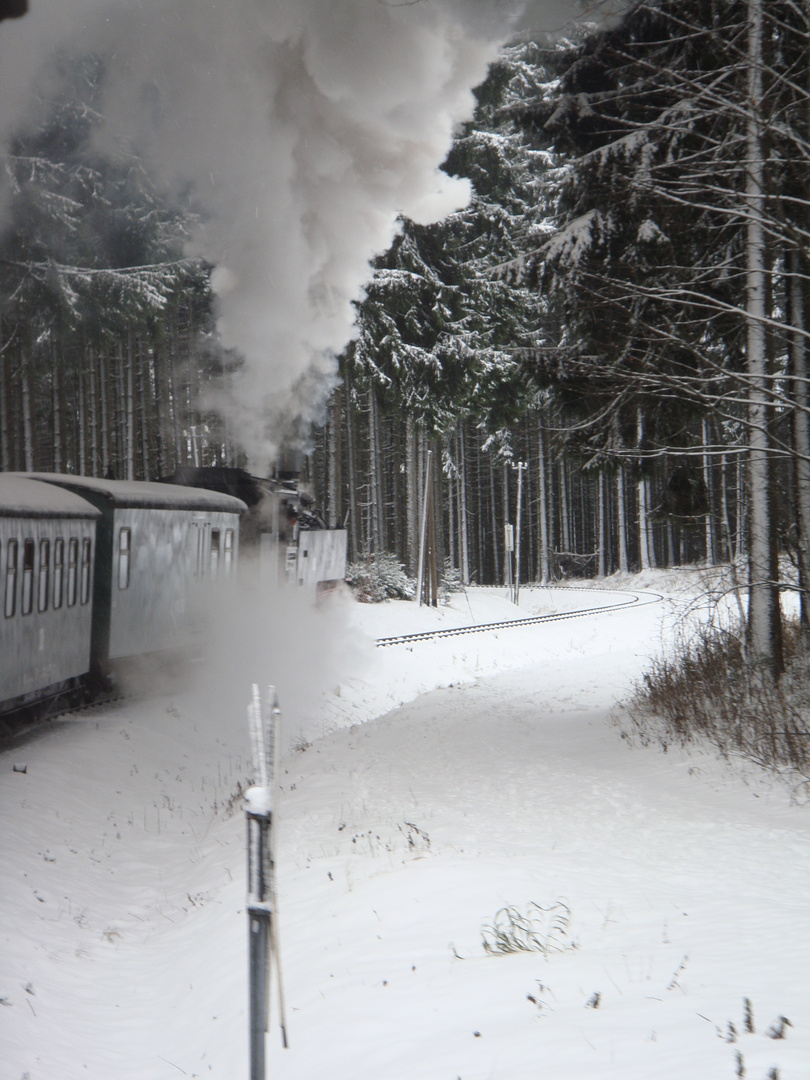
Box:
<box><xmin>0</xmin><ymin>0</ymin><xmax>611</xmax><ymax>470</ymax></box>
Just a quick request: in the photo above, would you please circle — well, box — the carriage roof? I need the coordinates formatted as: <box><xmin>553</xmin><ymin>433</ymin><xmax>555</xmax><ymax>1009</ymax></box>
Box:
<box><xmin>18</xmin><ymin>474</ymin><xmax>247</xmax><ymax>514</ymax></box>
<box><xmin>0</xmin><ymin>475</ymin><xmax>102</xmax><ymax>519</ymax></box>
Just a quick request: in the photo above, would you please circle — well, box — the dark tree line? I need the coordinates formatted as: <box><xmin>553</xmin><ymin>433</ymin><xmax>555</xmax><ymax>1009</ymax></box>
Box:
<box><xmin>3</xmin><ymin>8</ymin><xmax>810</xmax><ymax>679</ymax></box>
<box><xmin>301</xmin><ymin>2</ymin><xmax>809</xmax><ymax>682</ymax></box>
<box><xmin>0</xmin><ymin>56</ymin><xmax>242</xmax><ymax>480</ymax></box>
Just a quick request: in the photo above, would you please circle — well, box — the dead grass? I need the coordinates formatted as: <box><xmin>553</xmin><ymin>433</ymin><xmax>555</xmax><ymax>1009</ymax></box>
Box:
<box><xmin>626</xmin><ymin>620</ymin><xmax>810</xmax><ymax>776</ymax></box>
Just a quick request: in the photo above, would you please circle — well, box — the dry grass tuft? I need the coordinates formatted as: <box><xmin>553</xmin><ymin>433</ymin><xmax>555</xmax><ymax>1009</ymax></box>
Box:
<box><xmin>626</xmin><ymin>620</ymin><xmax>810</xmax><ymax>777</ymax></box>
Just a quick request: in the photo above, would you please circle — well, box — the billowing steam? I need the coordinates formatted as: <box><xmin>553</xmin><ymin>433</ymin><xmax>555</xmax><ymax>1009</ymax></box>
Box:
<box><xmin>0</xmin><ymin>0</ymin><xmax>613</xmax><ymax>470</ymax></box>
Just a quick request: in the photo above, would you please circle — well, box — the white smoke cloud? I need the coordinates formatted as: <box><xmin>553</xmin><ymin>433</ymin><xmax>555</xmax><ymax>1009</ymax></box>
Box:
<box><xmin>0</xmin><ymin>0</ymin><xmax>612</xmax><ymax>471</ymax></box>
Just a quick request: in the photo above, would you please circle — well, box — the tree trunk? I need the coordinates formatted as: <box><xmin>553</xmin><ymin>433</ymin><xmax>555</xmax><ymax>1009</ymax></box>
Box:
<box><xmin>745</xmin><ymin>0</ymin><xmax>783</xmax><ymax>672</ymax></box>
<box><xmin>536</xmin><ymin>409</ymin><xmax>550</xmax><ymax>583</ymax></box>
<box><xmin>637</xmin><ymin>409</ymin><xmax>652</xmax><ymax>571</ymax></box>
<box><xmin>344</xmin><ymin>371</ymin><xmax>360</xmax><ymax>561</ymax></box>
<box><xmin>77</xmin><ymin>350</ymin><xmax>86</xmax><ymax>476</ymax></box>
<box><xmin>458</xmin><ymin>423</ymin><xmax>470</xmax><ymax>585</ymax></box>
<box><xmin>367</xmin><ymin>387</ymin><xmax>383</xmax><ymax>552</ymax></box>
<box><xmin>100</xmin><ymin>350</ymin><xmax>111</xmax><ymax>477</ymax></box>
<box><xmin>702</xmin><ymin>417</ymin><xmax>715</xmax><ymax>565</ymax></box>
<box><xmin>720</xmin><ymin>452</ymin><xmax>735</xmax><ymax>563</ymax></box>
<box><xmin>138</xmin><ymin>334</ymin><xmax>151</xmax><ymax>480</ymax></box>
<box><xmin>0</xmin><ymin>326</ymin><xmax>8</xmax><ymax>471</ymax></box>
<box><xmin>788</xmin><ymin>249</ymin><xmax>810</xmax><ymax>632</ymax></box>
<box><xmin>21</xmin><ymin>348</ymin><xmax>34</xmax><ymax>471</ymax></box>
<box><xmin>489</xmin><ymin>450</ymin><xmax>500</xmax><ymax>585</ymax></box>
<box><xmin>404</xmin><ymin>412</ymin><xmax>418</xmax><ymax>573</ymax></box>
<box><xmin>447</xmin><ymin>439</ymin><xmax>456</xmax><ymax>572</ymax></box>
<box><xmin>125</xmin><ymin>333</ymin><xmax>135</xmax><ymax>481</ymax></box>
<box><xmin>167</xmin><ymin>309</ymin><xmax>183</xmax><ymax>469</ymax></box>
<box><xmin>327</xmin><ymin>386</ymin><xmax>343</xmax><ymax>529</ymax></box>
<box><xmin>430</xmin><ymin>443</ymin><xmax>442</xmax><ymax>598</ymax></box>
<box><xmin>503</xmin><ymin>463</ymin><xmax>511</xmax><ymax>588</ymax></box>
<box><xmin>617</xmin><ymin>466</ymin><xmax>629</xmax><ymax>573</ymax></box>
<box><xmin>51</xmin><ymin>341</ymin><xmax>62</xmax><ymax>472</ymax></box>
<box><xmin>559</xmin><ymin>459</ymin><xmax>570</xmax><ymax>553</ymax></box>
<box><xmin>597</xmin><ymin>470</ymin><xmax>607</xmax><ymax>577</ymax></box>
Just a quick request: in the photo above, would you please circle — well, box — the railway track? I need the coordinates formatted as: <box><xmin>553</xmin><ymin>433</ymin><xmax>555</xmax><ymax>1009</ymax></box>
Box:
<box><xmin>375</xmin><ymin>587</ymin><xmax>665</xmax><ymax>647</ymax></box>
<box><xmin>3</xmin><ymin>588</ymin><xmax>664</xmax><ymax>744</ymax></box>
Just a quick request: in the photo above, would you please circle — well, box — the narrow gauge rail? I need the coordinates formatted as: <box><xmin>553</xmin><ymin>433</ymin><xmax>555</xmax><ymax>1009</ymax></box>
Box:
<box><xmin>375</xmin><ymin>588</ymin><xmax>664</xmax><ymax>648</ymax></box>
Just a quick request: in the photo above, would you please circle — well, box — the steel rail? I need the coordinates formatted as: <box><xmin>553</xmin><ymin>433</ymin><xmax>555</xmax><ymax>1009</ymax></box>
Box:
<box><xmin>375</xmin><ymin>588</ymin><xmax>665</xmax><ymax>648</ymax></box>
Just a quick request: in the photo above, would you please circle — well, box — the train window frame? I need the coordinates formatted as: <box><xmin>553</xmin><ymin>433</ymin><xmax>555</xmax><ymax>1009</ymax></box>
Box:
<box><xmin>37</xmin><ymin>538</ymin><xmax>50</xmax><ymax>613</ymax></box>
<box><xmin>80</xmin><ymin>537</ymin><xmax>92</xmax><ymax>605</ymax></box>
<box><xmin>210</xmin><ymin>528</ymin><xmax>220</xmax><ymax>581</ymax></box>
<box><xmin>118</xmin><ymin>527</ymin><xmax>131</xmax><ymax>591</ymax></box>
<box><xmin>21</xmin><ymin>538</ymin><xmax>35</xmax><ymax>616</ymax></box>
<box><xmin>67</xmin><ymin>537</ymin><xmax>78</xmax><ymax>607</ymax></box>
<box><xmin>194</xmin><ymin>522</ymin><xmax>207</xmax><ymax>579</ymax></box>
<box><xmin>224</xmin><ymin>529</ymin><xmax>234</xmax><ymax>577</ymax></box>
<box><xmin>3</xmin><ymin>539</ymin><xmax>15</xmax><ymax>618</ymax></box>
<box><xmin>53</xmin><ymin>537</ymin><xmax>64</xmax><ymax>609</ymax></box>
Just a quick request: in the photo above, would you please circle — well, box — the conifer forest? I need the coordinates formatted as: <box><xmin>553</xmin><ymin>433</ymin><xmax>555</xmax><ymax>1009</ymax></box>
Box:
<box><xmin>1</xmin><ymin>1</ymin><xmax>809</xmax><ymax>675</ymax></box>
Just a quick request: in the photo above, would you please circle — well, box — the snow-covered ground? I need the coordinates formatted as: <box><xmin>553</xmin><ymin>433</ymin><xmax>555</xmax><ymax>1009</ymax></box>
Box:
<box><xmin>2</xmin><ymin>572</ymin><xmax>808</xmax><ymax>1080</ymax></box>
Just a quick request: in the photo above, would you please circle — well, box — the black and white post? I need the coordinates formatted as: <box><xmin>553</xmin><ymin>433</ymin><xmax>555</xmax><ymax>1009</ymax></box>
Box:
<box><xmin>246</xmin><ymin>684</ymin><xmax>287</xmax><ymax>1080</ymax></box>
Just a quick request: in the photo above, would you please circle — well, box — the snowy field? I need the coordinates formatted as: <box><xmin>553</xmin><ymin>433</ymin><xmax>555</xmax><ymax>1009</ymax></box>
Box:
<box><xmin>1</xmin><ymin>571</ymin><xmax>808</xmax><ymax>1080</ymax></box>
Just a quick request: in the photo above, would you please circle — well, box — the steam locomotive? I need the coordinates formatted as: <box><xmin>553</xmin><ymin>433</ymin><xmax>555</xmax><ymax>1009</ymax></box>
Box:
<box><xmin>159</xmin><ymin>466</ymin><xmax>347</xmax><ymax>599</ymax></box>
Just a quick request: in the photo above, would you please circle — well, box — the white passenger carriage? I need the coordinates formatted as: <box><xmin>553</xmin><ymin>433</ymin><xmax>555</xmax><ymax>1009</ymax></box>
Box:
<box><xmin>23</xmin><ymin>475</ymin><xmax>246</xmax><ymax>669</ymax></box>
<box><xmin>0</xmin><ymin>476</ymin><xmax>100</xmax><ymax>713</ymax></box>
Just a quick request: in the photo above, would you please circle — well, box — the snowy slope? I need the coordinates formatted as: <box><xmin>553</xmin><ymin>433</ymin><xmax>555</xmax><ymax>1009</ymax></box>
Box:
<box><xmin>1</xmin><ymin>577</ymin><xmax>807</xmax><ymax>1080</ymax></box>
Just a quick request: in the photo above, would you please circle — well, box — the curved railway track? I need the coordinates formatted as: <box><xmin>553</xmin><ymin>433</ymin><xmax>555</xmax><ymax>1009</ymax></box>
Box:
<box><xmin>375</xmin><ymin>587</ymin><xmax>665</xmax><ymax>647</ymax></box>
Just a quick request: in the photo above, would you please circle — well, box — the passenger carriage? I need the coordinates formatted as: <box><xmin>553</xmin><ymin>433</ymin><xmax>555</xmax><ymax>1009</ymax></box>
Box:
<box><xmin>22</xmin><ymin>475</ymin><xmax>245</xmax><ymax>670</ymax></box>
<box><xmin>0</xmin><ymin>476</ymin><xmax>100</xmax><ymax>714</ymax></box>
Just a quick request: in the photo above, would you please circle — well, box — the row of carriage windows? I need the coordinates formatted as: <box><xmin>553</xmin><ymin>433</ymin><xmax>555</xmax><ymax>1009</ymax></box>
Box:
<box><xmin>116</xmin><ymin>525</ymin><xmax>235</xmax><ymax>591</ymax></box>
<box><xmin>3</xmin><ymin>536</ymin><xmax>92</xmax><ymax>618</ymax></box>
<box><xmin>3</xmin><ymin>524</ymin><xmax>237</xmax><ymax>613</ymax></box>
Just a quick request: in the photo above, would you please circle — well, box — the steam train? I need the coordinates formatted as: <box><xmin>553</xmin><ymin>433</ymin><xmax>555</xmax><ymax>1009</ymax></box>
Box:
<box><xmin>159</xmin><ymin>466</ymin><xmax>347</xmax><ymax>599</ymax></box>
<box><xmin>0</xmin><ymin>468</ymin><xmax>347</xmax><ymax>726</ymax></box>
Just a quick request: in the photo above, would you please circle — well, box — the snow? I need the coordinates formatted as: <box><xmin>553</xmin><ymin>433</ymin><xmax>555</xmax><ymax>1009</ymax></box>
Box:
<box><xmin>540</xmin><ymin>209</ymin><xmax>609</xmax><ymax>268</ymax></box>
<box><xmin>18</xmin><ymin>473</ymin><xmax>247</xmax><ymax>514</ymax></box>
<box><xmin>0</xmin><ymin>476</ymin><xmax>101</xmax><ymax>519</ymax></box>
<box><xmin>1</xmin><ymin>572</ymin><xmax>808</xmax><ymax>1080</ymax></box>
<box><xmin>244</xmin><ymin>786</ymin><xmax>273</xmax><ymax>818</ymax></box>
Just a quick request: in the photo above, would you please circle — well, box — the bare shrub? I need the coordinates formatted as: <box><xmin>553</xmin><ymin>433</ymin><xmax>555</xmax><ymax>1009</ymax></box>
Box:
<box><xmin>482</xmin><ymin>900</ymin><xmax>572</xmax><ymax>957</ymax></box>
<box><xmin>626</xmin><ymin>620</ymin><xmax>810</xmax><ymax>775</ymax></box>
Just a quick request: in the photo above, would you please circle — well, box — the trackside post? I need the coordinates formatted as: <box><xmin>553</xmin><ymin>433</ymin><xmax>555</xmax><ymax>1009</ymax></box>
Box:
<box><xmin>246</xmin><ymin>684</ymin><xmax>288</xmax><ymax>1080</ymax></box>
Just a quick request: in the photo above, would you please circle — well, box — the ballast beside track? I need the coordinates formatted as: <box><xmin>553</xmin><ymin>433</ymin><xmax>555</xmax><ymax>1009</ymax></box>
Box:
<box><xmin>375</xmin><ymin>588</ymin><xmax>664</xmax><ymax>648</ymax></box>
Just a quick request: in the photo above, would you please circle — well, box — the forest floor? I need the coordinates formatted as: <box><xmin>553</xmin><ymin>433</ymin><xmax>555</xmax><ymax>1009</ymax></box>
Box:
<box><xmin>1</xmin><ymin>570</ymin><xmax>808</xmax><ymax>1080</ymax></box>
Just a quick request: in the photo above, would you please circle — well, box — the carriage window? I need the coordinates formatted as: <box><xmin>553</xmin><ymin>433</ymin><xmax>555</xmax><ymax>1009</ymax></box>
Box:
<box><xmin>195</xmin><ymin>523</ymin><xmax>206</xmax><ymax>578</ymax></box>
<box><xmin>38</xmin><ymin>539</ymin><xmax>50</xmax><ymax>613</ymax></box>
<box><xmin>80</xmin><ymin>538</ymin><xmax>92</xmax><ymax>604</ymax></box>
<box><xmin>53</xmin><ymin>538</ymin><xmax>64</xmax><ymax>609</ymax></box>
<box><xmin>3</xmin><ymin>539</ymin><xmax>15</xmax><ymax>618</ymax></box>
<box><xmin>21</xmin><ymin>539</ymin><xmax>35</xmax><ymax>615</ymax></box>
<box><xmin>118</xmin><ymin>527</ymin><xmax>131</xmax><ymax>590</ymax></box>
<box><xmin>210</xmin><ymin>529</ymin><xmax>220</xmax><ymax>581</ymax></box>
<box><xmin>224</xmin><ymin>529</ymin><xmax>234</xmax><ymax>577</ymax></box>
<box><xmin>67</xmin><ymin>537</ymin><xmax>78</xmax><ymax>607</ymax></box>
